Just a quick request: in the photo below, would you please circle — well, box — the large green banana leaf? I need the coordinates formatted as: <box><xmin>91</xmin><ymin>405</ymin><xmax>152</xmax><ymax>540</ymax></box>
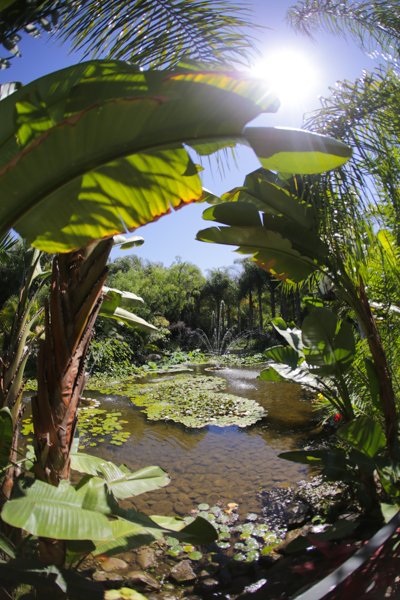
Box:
<box><xmin>0</xmin><ymin>61</ymin><xmax>351</xmax><ymax>253</ymax></box>
<box><xmin>90</xmin><ymin>509</ymin><xmax>217</xmax><ymax>557</ymax></box>
<box><xmin>99</xmin><ymin>288</ymin><xmax>157</xmax><ymax>332</ymax></box>
<box><xmin>259</xmin><ymin>362</ymin><xmax>320</xmax><ymax>387</ymax></box>
<box><xmin>302</xmin><ymin>307</ymin><xmax>355</xmax><ymax>377</ymax></box>
<box><xmin>71</xmin><ymin>453</ymin><xmax>170</xmax><ymax>499</ymax></box>
<box><xmin>1</xmin><ymin>478</ymin><xmax>113</xmax><ymax>540</ymax></box>
<box><xmin>196</xmin><ymin>225</ymin><xmax>318</xmax><ymax>282</ymax></box>
<box><xmin>197</xmin><ymin>168</ymin><xmax>332</xmax><ymax>283</ymax></box>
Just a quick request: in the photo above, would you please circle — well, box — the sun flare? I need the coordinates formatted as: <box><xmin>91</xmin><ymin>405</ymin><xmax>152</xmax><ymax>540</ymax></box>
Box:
<box><xmin>251</xmin><ymin>49</ymin><xmax>317</xmax><ymax>106</ymax></box>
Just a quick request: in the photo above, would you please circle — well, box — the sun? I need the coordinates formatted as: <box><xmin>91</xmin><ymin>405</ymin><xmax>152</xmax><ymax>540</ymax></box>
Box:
<box><xmin>251</xmin><ymin>49</ymin><xmax>317</xmax><ymax>106</ymax></box>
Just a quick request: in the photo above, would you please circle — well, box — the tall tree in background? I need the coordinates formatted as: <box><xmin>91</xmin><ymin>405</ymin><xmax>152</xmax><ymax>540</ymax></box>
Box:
<box><xmin>202</xmin><ymin>269</ymin><xmax>231</xmax><ymax>335</ymax></box>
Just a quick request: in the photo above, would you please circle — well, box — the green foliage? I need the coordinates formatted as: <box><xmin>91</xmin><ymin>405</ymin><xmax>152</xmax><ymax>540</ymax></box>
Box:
<box><xmin>87</xmin><ymin>338</ymin><xmax>139</xmax><ymax>378</ymax></box>
<box><xmin>260</xmin><ymin>307</ymin><xmax>356</xmax><ymax>421</ymax></box>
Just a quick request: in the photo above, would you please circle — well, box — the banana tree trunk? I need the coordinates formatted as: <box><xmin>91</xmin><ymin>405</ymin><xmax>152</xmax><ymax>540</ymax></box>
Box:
<box><xmin>32</xmin><ymin>238</ymin><xmax>112</xmax><ymax>565</ymax></box>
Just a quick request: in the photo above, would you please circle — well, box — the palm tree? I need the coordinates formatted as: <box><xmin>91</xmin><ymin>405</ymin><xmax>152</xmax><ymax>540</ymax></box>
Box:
<box><xmin>202</xmin><ymin>268</ymin><xmax>231</xmax><ymax>335</ymax></box>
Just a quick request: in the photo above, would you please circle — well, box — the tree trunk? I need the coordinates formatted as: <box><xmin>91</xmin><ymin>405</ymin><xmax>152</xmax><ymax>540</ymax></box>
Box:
<box><xmin>270</xmin><ymin>284</ymin><xmax>276</xmax><ymax>340</ymax></box>
<box><xmin>357</xmin><ymin>279</ymin><xmax>398</xmax><ymax>458</ymax></box>
<box><xmin>248</xmin><ymin>290</ymin><xmax>253</xmax><ymax>331</ymax></box>
<box><xmin>258</xmin><ymin>285</ymin><xmax>263</xmax><ymax>333</ymax></box>
<box><xmin>295</xmin><ymin>286</ymin><xmax>302</xmax><ymax>327</ymax></box>
<box><xmin>237</xmin><ymin>304</ymin><xmax>241</xmax><ymax>334</ymax></box>
<box><xmin>32</xmin><ymin>238</ymin><xmax>112</xmax><ymax>566</ymax></box>
<box><xmin>281</xmin><ymin>292</ymin><xmax>287</xmax><ymax>323</ymax></box>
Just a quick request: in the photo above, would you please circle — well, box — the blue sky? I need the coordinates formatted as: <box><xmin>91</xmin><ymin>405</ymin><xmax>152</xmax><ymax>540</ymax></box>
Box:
<box><xmin>2</xmin><ymin>1</ymin><xmax>379</xmax><ymax>274</ymax></box>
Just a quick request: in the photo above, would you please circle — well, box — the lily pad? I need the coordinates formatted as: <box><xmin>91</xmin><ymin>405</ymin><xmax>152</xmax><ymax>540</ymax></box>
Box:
<box><xmin>165</xmin><ymin>537</ymin><xmax>179</xmax><ymax>547</ymax></box>
<box><xmin>198</xmin><ymin>503</ymin><xmax>210</xmax><ymax>510</ymax></box>
<box><xmin>246</xmin><ymin>550</ymin><xmax>260</xmax><ymax>562</ymax></box>
<box><xmin>188</xmin><ymin>551</ymin><xmax>203</xmax><ymax>560</ymax></box>
<box><xmin>216</xmin><ymin>541</ymin><xmax>231</xmax><ymax>549</ymax></box>
<box><xmin>234</xmin><ymin>553</ymin><xmax>246</xmax><ymax>562</ymax></box>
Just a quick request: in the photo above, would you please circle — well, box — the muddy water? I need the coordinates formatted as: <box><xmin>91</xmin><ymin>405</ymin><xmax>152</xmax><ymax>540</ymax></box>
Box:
<box><xmin>79</xmin><ymin>366</ymin><xmax>318</xmax><ymax>518</ymax></box>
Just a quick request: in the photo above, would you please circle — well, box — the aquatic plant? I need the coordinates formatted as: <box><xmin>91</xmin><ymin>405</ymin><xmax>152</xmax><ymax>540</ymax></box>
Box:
<box><xmin>129</xmin><ymin>376</ymin><xmax>267</xmax><ymax>428</ymax></box>
<box><xmin>86</xmin><ymin>375</ymin><xmax>266</xmax><ymax>428</ymax></box>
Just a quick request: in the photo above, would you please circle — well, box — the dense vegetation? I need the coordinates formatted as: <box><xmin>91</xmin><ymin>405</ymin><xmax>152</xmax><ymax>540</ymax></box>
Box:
<box><xmin>3</xmin><ymin>0</ymin><xmax>400</xmax><ymax>598</ymax></box>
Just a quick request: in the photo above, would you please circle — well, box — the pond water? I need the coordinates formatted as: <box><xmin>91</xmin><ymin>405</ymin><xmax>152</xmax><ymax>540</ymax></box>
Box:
<box><xmin>70</xmin><ymin>365</ymin><xmax>319</xmax><ymax>519</ymax></box>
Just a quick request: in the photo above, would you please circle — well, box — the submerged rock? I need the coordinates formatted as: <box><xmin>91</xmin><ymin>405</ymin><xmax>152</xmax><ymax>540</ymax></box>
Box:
<box><xmin>99</xmin><ymin>557</ymin><xmax>128</xmax><ymax>572</ymax></box>
<box><xmin>170</xmin><ymin>560</ymin><xmax>197</xmax><ymax>583</ymax></box>
<box><xmin>136</xmin><ymin>547</ymin><xmax>157</xmax><ymax>569</ymax></box>
<box><xmin>126</xmin><ymin>570</ymin><xmax>160</xmax><ymax>589</ymax></box>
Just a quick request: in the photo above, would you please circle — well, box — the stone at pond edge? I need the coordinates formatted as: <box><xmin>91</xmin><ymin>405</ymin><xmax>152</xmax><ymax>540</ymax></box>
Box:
<box><xmin>126</xmin><ymin>571</ymin><xmax>160</xmax><ymax>589</ymax></box>
<box><xmin>99</xmin><ymin>557</ymin><xmax>129</xmax><ymax>572</ymax></box>
<box><xmin>93</xmin><ymin>571</ymin><xmax>124</xmax><ymax>583</ymax></box>
<box><xmin>136</xmin><ymin>547</ymin><xmax>157</xmax><ymax>569</ymax></box>
<box><xmin>284</xmin><ymin>502</ymin><xmax>311</xmax><ymax>529</ymax></box>
<box><xmin>274</xmin><ymin>524</ymin><xmax>313</xmax><ymax>554</ymax></box>
<box><xmin>196</xmin><ymin>578</ymin><xmax>219</xmax><ymax>592</ymax></box>
<box><xmin>170</xmin><ymin>560</ymin><xmax>197</xmax><ymax>583</ymax></box>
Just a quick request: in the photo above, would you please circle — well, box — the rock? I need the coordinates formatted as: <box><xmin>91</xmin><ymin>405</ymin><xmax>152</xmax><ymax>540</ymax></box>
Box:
<box><xmin>259</xmin><ymin>552</ymin><xmax>282</xmax><ymax>567</ymax></box>
<box><xmin>98</xmin><ymin>557</ymin><xmax>128</xmax><ymax>572</ymax></box>
<box><xmin>136</xmin><ymin>547</ymin><xmax>157</xmax><ymax>569</ymax></box>
<box><xmin>170</xmin><ymin>560</ymin><xmax>197</xmax><ymax>583</ymax></box>
<box><xmin>127</xmin><ymin>570</ymin><xmax>160</xmax><ymax>589</ymax></box>
<box><xmin>284</xmin><ymin>502</ymin><xmax>311</xmax><ymax>529</ymax></box>
<box><xmin>274</xmin><ymin>524</ymin><xmax>313</xmax><ymax>554</ymax></box>
<box><xmin>93</xmin><ymin>570</ymin><xmax>124</xmax><ymax>583</ymax></box>
<box><xmin>197</xmin><ymin>578</ymin><xmax>219</xmax><ymax>591</ymax></box>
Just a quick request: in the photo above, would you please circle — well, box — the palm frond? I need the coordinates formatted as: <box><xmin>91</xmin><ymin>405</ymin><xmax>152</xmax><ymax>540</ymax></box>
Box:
<box><xmin>286</xmin><ymin>0</ymin><xmax>400</xmax><ymax>61</ymax></box>
<box><xmin>0</xmin><ymin>234</ymin><xmax>17</xmax><ymax>265</ymax></box>
<box><xmin>0</xmin><ymin>0</ymin><xmax>258</xmax><ymax>68</ymax></box>
<box><xmin>56</xmin><ymin>0</ymin><xmax>258</xmax><ymax>67</ymax></box>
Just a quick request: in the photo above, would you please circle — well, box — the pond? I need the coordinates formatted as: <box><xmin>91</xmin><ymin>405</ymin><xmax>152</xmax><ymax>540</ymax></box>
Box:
<box><xmin>21</xmin><ymin>366</ymin><xmax>319</xmax><ymax>520</ymax></box>
<box><xmin>90</xmin><ymin>365</ymin><xmax>319</xmax><ymax>517</ymax></box>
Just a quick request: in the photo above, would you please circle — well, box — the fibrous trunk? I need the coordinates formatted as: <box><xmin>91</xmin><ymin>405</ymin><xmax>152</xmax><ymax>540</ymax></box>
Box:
<box><xmin>358</xmin><ymin>279</ymin><xmax>398</xmax><ymax>458</ymax></box>
<box><xmin>32</xmin><ymin>239</ymin><xmax>112</xmax><ymax>565</ymax></box>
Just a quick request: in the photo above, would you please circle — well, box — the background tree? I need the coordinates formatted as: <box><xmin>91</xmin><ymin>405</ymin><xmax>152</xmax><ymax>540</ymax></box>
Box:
<box><xmin>202</xmin><ymin>268</ymin><xmax>231</xmax><ymax>335</ymax></box>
